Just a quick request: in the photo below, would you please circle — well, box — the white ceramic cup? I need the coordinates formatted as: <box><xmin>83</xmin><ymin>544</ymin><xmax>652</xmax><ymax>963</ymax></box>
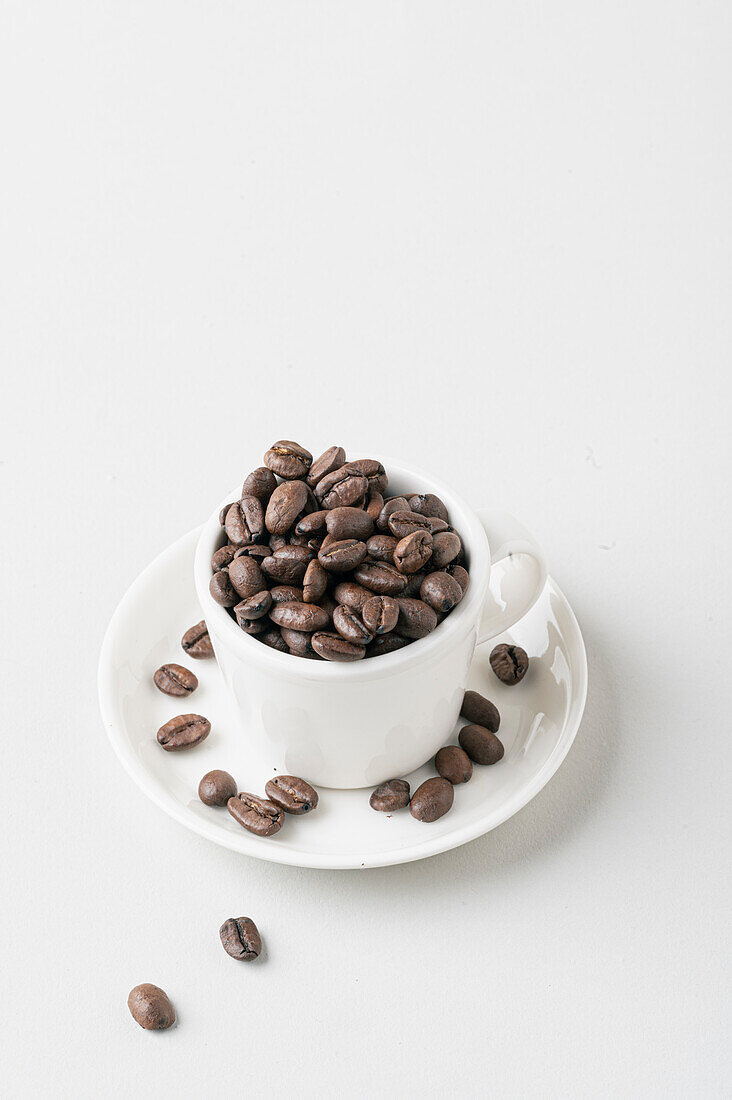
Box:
<box><xmin>194</xmin><ymin>459</ymin><xmax>547</xmax><ymax>789</ymax></box>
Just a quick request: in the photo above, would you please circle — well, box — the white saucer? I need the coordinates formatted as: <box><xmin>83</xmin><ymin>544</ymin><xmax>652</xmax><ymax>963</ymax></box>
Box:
<box><xmin>98</xmin><ymin>527</ymin><xmax>587</xmax><ymax>869</ymax></box>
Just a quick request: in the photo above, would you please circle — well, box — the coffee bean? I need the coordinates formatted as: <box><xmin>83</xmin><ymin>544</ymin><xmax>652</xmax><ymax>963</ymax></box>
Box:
<box><xmin>314</xmin><ymin>466</ymin><xmax>368</xmax><ymax>509</ymax></box>
<box><xmin>234</xmin><ymin>543</ymin><xmax>272</xmax><ymax>563</ymax></box>
<box><xmin>228</xmin><ymin>555</ymin><xmax>266</xmax><ymax>599</ymax></box>
<box><xmin>445</xmin><ymin>563</ymin><xmax>470</xmax><ymax>593</ymax></box>
<box><xmin>264</xmin><ymin>439</ymin><xmax>313</xmax><ymax>480</ymax></box>
<box><xmin>344</xmin><ymin>459</ymin><xmax>388</xmax><ymax>494</ymax></box>
<box><xmin>260</xmin><ymin>627</ymin><xmax>288</xmax><ymax>652</ymax></box>
<box><xmin>430</xmin><ymin>531</ymin><xmax>461</xmax><ymax>568</ymax></box>
<box><xmin>435</xmin><ymin>745</ymin><xmax>473</xmax><ymax>784</ymax></box>
<box><xmin>261</xmin><ymin>544</ymin><xmax>313</xmax><ymax>585</ymax></box>
<box><xmin>295</xmin><ymin>510</ymin><xmax>329</xmax><ymax>536</ymax></box>
<box><xmin>238</xmin><ymin>618</ymin><xmax>267</xmax><ymax>635</ymax></box>
<box><xmin>219</xmin><ymin>503</ymin><xmax>234</xmax><ymax>527</ymax></box>
<box><xmin>265</xmin><ymin>775</ymin><xmax>319</xmax><ymax>814</ymax></box>
<box><xmin>333</xmin><ymin>605</ymin><xmax>373</xmax><ymax>645</ymax></box>
<box><xmin>368</xmin><ymin>633</ymin><xmax>410</xmax><ymax>657</ymax></box>
<box><xmin>366</xmin><ymin>534</ymin><xmax>398</xmax><ymax>562</ymax></box>
<box><xmin>211</xmin><ymin>544</ymin><xmax>237</xmax><ymax>571</ymax></box>
<box><xmin>269</xmin><ymin>584</ymin><xmax>303</xmax><ymax>605</ymax></box>
<box><xmin>311</xmin><ymin>632</ymin><xmax>366</xmax><ymax>661</ymax></box>
<box><xmin>458</xmin><ymin>724</ymin><xmax>504</xmax><ymax>765</ymax></box>
<box><xmin>242</xmin><ymin>466</ymin><xmax>277</xmax><ymax>501</ymax></box>
<box><xmin>353</xmin><ymin>561</ymin><xmax>408</xmax><ymax>596</ymax></box>
<box><xmin>319</xmin><ymin>538</ymin><xmax>368</xmax><ymax>573</ymax></box>
<box><xmin>420</xmin><ymin>571</ymin><xmax>463</xmax><ymax>613</ymax></box>
<box><xmin>269</xmin><ymin>533</ymin><xmax>287</xmax><ymax>551</ymax></box>
<box><xmin>369</xmin><ymin>778</ymin><xmax>410</xmax><ymax>811</ymax></box>
<box><xmin>362</xmin><ymin>595</ymin><xmax>399</xmax><ymax>635</ymax></box>
<box><xmin>219</xmin><ymin>917</ymin><xmax>262</xmax><ymax>961</ymax></box>
<box><xmin>460</xmin><ymin>690</ymin><xmax>500</xmax><ymax>732</ymax></box>
<box><xmin>333</xmin><ymin>581</ymin><xmax>372</xmax><ymax>613</ymax></box>
<box><xmin>303</xmin><ymin>559</ymin><xmax>328</xmax><ymax>603</ymax></box>
<box><xmin>490</xmin><ymin>643</ymin><xmax>529</xmax><ymax>685</ymax></box>
<box><xmin>388</xmin><ymin>510</ymin><xmax>448</xmax><ymax>538</ymax></box>
<box><xmin>209</xmin><ymin>570</ymin><xmax>238</xmax><ymax>607</ymax></box>
<box><xmin>409</xmin><ymin>777</ymin><xmax>454</xmax><ymax>822</ymax></box>
<box><xmin>366</xmin><ymin>491</ymin><xmax>384</xmax><ymax>521</ymax></box>
<box><xmin>269</xmin><ymin>601</ymin><xmax>331</xmax><ymax>632</ymax></box>
<box><xmin>227</xmin><ymin>792</ymin><xmax>284</xmax><ymax>836</ymax></box>
<box><xmin>402</xmin><ymin>570</ymin><xmax>427</xmax><ymax>598</ymax></box>
<box><xmin>128</xmin><ymin>984</ymin><xmax>175</xmax><ymax>1030</ymax></box>
<box><xmin>181</xmin><ymin>620</ymin><xmax>214</xmax><ymax>659</ymax></box>
<box><xmin>234</xmin><ymin>590</ymin><xmax>272</xmax><ymax>622</ymax></box>
<box><xmin>153</xmin><ymin>663</ymin><xmax>198</xmax><ymax>697</ymax></box>
<box><xmin>394</xmin><ymin>530</ymin><xmax>433</xmax><ymax>574</ymax></box>
<box><xmin>326</xmin><ymin>506</ymin><xmax>374</xmax><ymax>541</ymax></box>
<box><xmin>407</xmin><ymin>493</ymin><xmax>449</xmax><ymax>522</ymax></box>
<box><xmin>307</xmin><ymin>445</ymin><xmax>346</xmax><ymax>488</ymax></box>
<box><xmin>377</xmin><ymin>497</ymin><xmax>409</xmax><ymax>532</ymax></box>
<box><xmin>198</xmin><ymin>769</ymin><xmax>237</xmax><ymax>806</ymax></box>
<box><xmin>157</xmin><ymin>713</ymin><xmax>211</xmax><ymax>751</ymax></box>
<box><xmin>265</xmin><ymin>480</ymin><xmax>309</xmax><ymax>535</ymax></box>
<box><xmin>395</xmin><ymin>597</ymin><xmax>438</xmax><ymax>639</ymax></box>
<box><xmin>281</xmin><ymin>627</ymin><xmax>318</xmax><ymax>657</ymax></box>
<box><xmin>225</xmin><ymin>496</ymin><xmax>265</xmax><ymax>546</ymax></box>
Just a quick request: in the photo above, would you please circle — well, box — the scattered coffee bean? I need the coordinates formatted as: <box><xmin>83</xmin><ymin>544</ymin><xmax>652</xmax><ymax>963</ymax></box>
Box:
<box><xmin>490</xmin><ymin>643</ymin><xmax>529</xmax><ymax>685</ymax></box>
<box><xmin>265</xmin><ymin>775</ymin><xmax>319</xmax><ymax>814</ymax></box>
<box><xmin>219</xmin><ymin>917</ymin><xmax>262</xmax><ymax>961</ymax></box>
<box><xmin>362</xmin><ymin>595</ymin><xmax>399</xmax><ymax>635</ymax></box>
<box><xmin>198</xmin><ymin>769</ymin><xmax>237</xmax><ymax>806</ymax></box>
<box><xmin>311</xmin><ymin>631</ymin><xmax>366</xmax><ymax>661</ymax></box>
<box><xmin>157</xmin><ymin>713</ymin><xmax>211</xmax><ymax>751</ymax></box>
<box><xmin>369</xmin><ymin>778</ymin><xmax>410</xmax><ymax>811</ymax></box>
<box><xmin>153</xmin><ymin>663</ymin><xmax>198</xmax><ymax>697</ymax></box>
<box><xmin>435</xmin><ymin>745</ymin><xmax>473</xmax><ymax>784</ymax></box>
<box><xmin>409</xmin><ymin>777</ymin><xmax>454</xmax><ymax>822</ymax></box>
<box><xmin>227</xmin><ymin>792</ymin><xmax>284</xmax><ymax>836</ymax></box>
<box><xmin>460</xmin><ymin>690</ymin><xmax>500</xmax><ymax>732</ymax></box>
<box><xmin>128</xmin><ymin>984</ymin><xmax>175</xmax><ymax>1030</ymax></box>
<box><xmin>459</xmin><ymin>724</ymin><xmax>504</xmax><ymax>765</ymax></box>
<box><xmin>181</xmin><ymin>620</ymin><xmax>214</xmax><ymax>659</ymax></box>
<box><xmin>264</xmin><ymin>440</ymin><xmax>313</xmax><ymax>480</ymax></box>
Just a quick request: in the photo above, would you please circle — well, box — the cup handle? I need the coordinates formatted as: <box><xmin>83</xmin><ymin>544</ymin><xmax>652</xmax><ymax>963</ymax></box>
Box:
<box><xmin>475</xmin><ymin>509</ymin><xmax>548</xmax><ymax>644</ymax></box>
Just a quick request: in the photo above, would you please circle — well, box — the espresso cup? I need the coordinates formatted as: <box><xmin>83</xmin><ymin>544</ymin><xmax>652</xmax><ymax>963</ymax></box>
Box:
<box><xmin>194</xmin><ymin>459</ymin><xmax>546</xmax><ymax>789</ymax></box>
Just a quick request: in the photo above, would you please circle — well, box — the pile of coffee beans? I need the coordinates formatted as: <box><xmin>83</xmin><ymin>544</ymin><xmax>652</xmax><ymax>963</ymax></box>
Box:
<box><xmin>198</xmin><ymin>765</ymin><xmax>320</xmax><ymax>839</ymax></box>
<box><xmin>208</xmin><ymin>441</ymin><xmax>469</xmax><ymax>661</ymax></box>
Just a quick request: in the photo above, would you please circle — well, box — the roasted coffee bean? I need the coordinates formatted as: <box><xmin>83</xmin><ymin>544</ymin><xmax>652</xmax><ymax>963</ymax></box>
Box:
<box><xmin>234</xmin><ymin>590</ymin><xmax>272</xmax><ymax>621</ymax></box>
<box><xmin>234</xmin><ymin>543</ymin><xmax>272</xmax><ymax>563</ymax></box>
<box><xmin>311</xmin><ymin>631</ymin><xmax>366</xmax><ymax>661</ymax></box>
<box><xmin>209</xmin><ymin>570</ymin><xmax>238</xmax><ymax>607</ymax></box>
<box><xmin>410</xmin><ymin>777</ymin><xmax>454</xmax><ymax>822</ymax></box>
<box><xmin>377</xmin><ymin>496</ymin><xmax>409</xmax><ymax>532</ymax></box>
<box><xmin>227</xmin><ymin>792</ymin><xmax>284</xmax><ymax>836</ymax></box>
<box><xmin>366</xmin><ymin>491</ymin><xmax>384</xmax><ymax>521</ymax></box>
<box><xmin>402</xmin><ymin>570</ymin><xmax>427</xmax><ymax>598</ymax></box>
<box><xmin>314</xmin><ymin>466</ymin><xmax>368</xmax><ymax>509</ymax></box>
<box><xmin>269</xmin><ymin>533</ymin><xmax>287</xmax><ymax>551</ymax></box>
<box><xmin>333</xmin><ymin>581</ymin><xmax>372</xmax><ymax>613</ymax></box>
<box><xmin>211</xmin><ymin>544</ymin><xmax>237</xmax><ymax>571</ymax></box>
<box><xmin>281</xmin><ymin>627</ymin><xmax>318</xmax><ymax>656</ymax></box>
<box><xmin>388</xmin><ymin>510</ymin><xmax>448</xmax><ymax>539</ymax></box>
<box><xmin>265</xmin><ymin>775</ymin><xmax>319</xmax><ymax>814</ymax></box>
<box><xmin>369</xmin><ymin>778</ymin><xmax>410</xmax><ymax>811</ymax></box>
<box><xmin>407</xmin><ymin>493</ymin><xmax>449</xmax><ymax>522</ymax></box>
<box><xmin>198</xmin><ymin>769</ymin><xmax>237</xmax><ymax>806</ymax></box>
<box><xmin>228</xmin><ymin>555</ymin><xmax>266</xmax><ymax>599</ymax></box>
<box><xmin>446</xmin><ymin>563</ymin><xmax>470</xmax><ymax>592</ymax></box>
<box><xmin>326</xmin><ymin>506</ymin><xmax>374</xmax><ymax>541</ymax></box>
<box><xmin>242</xmin><ymin>466</ymin><xmax>277</xmax><ymax>501</ymax></box>
<box><xmin>269</xmin><ymin>584</ymin><xmax>303</xmax><ymax>605</ymax></box>
<box><xmin>260</xmin><ymin>627</ymin><xmax>289</xmax><ymax>652</ymax></box>
<box><xmin>395</xmin><ymin>597</ymin><xmax>438</xmax><ymax>639</ymax></box>
<box><xmin>288</xmin><ymin>533</ymin><xmax>311</xmax><ymax>547</ymax></box>
<box><xmin>430</xmin><ymin>531</ymin><xmax>462</xmax><ymax>568</ymax></box>
<box><xmin>219</xmin><ymin>503</ymin><xmax>234</xmax><ymax>527</ymax></box>
<box><xmin>269</xmin><ymin>602</ymin><xmax>331</xmax><ymax>632</ymax></box>
<box><xmin>362</xmin><ymin>595</ymin><xmax>399</xmax><ymax>635</ymax></box>
<box><xmin>157</xmin><ymin>713</ymin><xmax>210</xmax><ymax>751</ymax></box>
<box><xmin>460</xmin><ymin>690</ymin><xmax>500</xmax><ymax>732</ymax></box>
<box><xmin>153</xmin><ymin>664</ymin><xmax>198</xmax><ymax>697</ymax></box>
<box><xmin>320</xmin><ymin>592</ymin><xmax>337</xmax><ymax>618</ymax></box>
<box><xmin>264</xmin><ymin>439</ymin><xmax>312</xmax><ymax>480</ymax></box>
<box><xmin>307</xmin><ymin>445</ymin><xmax>346</xmax><ymax>488</ymax></box>
<box><xmin>333</xmin><ymin>605</ymin><xmax>373</xmax><ymax>645</ymax></box>
<box><xmin>490</xmin><ymin>643</ymin><xmax>529</xmax><ymax>685</ymax></box>
<box><xmin>353</xmin><ymin>561</ymin><xmax>408</xmax><ymax>596</ymax></box>
<box><xmin>458</xmin><ymin>724</ymin><xmax>504</xmax><ymax>765</ymax></box>
<box><xmin>181</xmin><ymin>620</ymin><xmax>214</xmax><ymax>659</ymax></box>
<box><xmin>420</xmin><ymin>571</ymin><xmax>463</xmax><ymax>613</ymax></box>
<box><xmin>344</xmin><ymin>459</ymin><xmax>388</xmax><ymax>494</ymax></box>
<box><xmin>319</xmin><ymin>538</ymin><xmax>368</xmax><ymax>573</ymax></box>
<box><xmin>295</xmin><ymin>510</ymin><xmax>329</xmax><ymax>536</ymax></box>
<box><xmin>435</xmin><ymin>745</ymin><xmax>473</xmax><ymax>784</ymax></box>
<box><xmin>225</xmin><ymin>496</ymin><xmax>265</xmax><ymax>545</ymax></box>
<box><xmin>238</xmin><ymin>618</ymin><xmax>267</xmax><ymax>635</ymax></box>
<box><xmin>219</xmin><ymin>917</ymin><xmax>262</xmax><ymax>961</ymax></box>
<box><xmin>128</xmin><ymin>984</ymin><xmax>175</xmax><ymax>1030</ymax></box>
<box><xmin>262</xmin><ymin>545</ymin><xmax>313</xmax><ymax>585</ymax></box>
<box><xmin>265</xmin><ymin>480</ymin><xmax>309</xmax><ymax>535</ymax></box>
<box><xmin>366</xmin><ymin>534</ymin><xmax>398</xmax><ymax>562</ymax></box>
<box><xmin>303</xmin><ymin>559</ymin><xmax>328</xmax><ymax>603</ymax></box>
<box><xmin>394</xmin><ymin>530</ymin><xmax>433</xmax><ymax>574</ymax></box>
<box><xmin>368</xmin><ymin>633</ymin><xmax>410</xmax><ymax>657</ymax></box>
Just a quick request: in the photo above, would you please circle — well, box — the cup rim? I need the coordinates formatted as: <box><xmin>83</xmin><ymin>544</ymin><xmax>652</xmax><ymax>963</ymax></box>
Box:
<box><xmin>194</xmin><ymin>456</ymin><xmax>491</xmax><ymax>681</ymax></box>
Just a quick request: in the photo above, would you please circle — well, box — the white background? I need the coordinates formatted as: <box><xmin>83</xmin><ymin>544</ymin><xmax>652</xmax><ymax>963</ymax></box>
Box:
<box><xmin>1</xmin><ymin>2</ymin><xmax>730</xmax><ymax>1097</ymax></box>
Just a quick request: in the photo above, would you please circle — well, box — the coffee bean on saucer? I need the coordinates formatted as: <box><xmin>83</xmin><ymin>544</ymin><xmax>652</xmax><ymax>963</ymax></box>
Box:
<box><xmin>242</xmin><ymin>466</ymin><xmax>278</xmax><ymax>501</ymax></box>
<box><xmin>181</xmin><ymin>620</ymin><xmax>214</xmax><ymax>659</ymax></box>
<box><xmin>409</xmin><ymin>777</ymin><xmax>454</xmax><ymax>822</ymax></box>
<box><xmin>153</xmin><ymin>664</ymin><xmax>198</xmax><ymax>697</ymax></box>
<box><xmin>460</xmin><ymin>690</ymin><xmax>500</xmax><ymax>732</ymax></box>
<box><xmin>311</xmin><ymin>632</ymin><xmax>366</xmax><ymax>661</ymax></box>
<box><xmin>264</xmin><ymin>440</ymin><xmax>313</xmax><ymax>480</ymax></box>
<box><xmin>157</xmin><ymin>714</ymin><xmax>211</xmax><ymax>751</ymax></box>
<box><xmin>420</xmin><ymin>571</ymin><xmax>463</xmax><ymax>613</ymax></box>
<box><xmin>490</xmin><ymin>643</ymin><xmax>529</xmax><ymax>685</ymax></box>
<box><xmin>198</xmin><ymin>769</ymin><xmax>237</xmax><ymax>806</ymax></box>
<box><xmin>227</xmin><ymin>792</ymin><xmax>284</xmax><ymax>836</ymax></box>
<box><xmin>209</xmin><ymin>570</ymin><xmax>238</xmax><ymax>607</ymax></box>
<box><xmin>265</xmin><ymin>775</ymin><xmax>319</xmax><ymax>814</ymax></box>
<box><xmin>369</xmin><ymin>779</ymin><xmax>410</xmax><ymax>812</ymax></box>
<box><xmin>128</xmin><ymin>984</ymin><xmax>175</xmax><ymax>1031</ymax></box>
<box><xmin>435</xmin><ymin>745</ymin><xmax>473</xmax><ymax>784</ymax></box>
<box><xmin>458</xmin><ymin>724</ymin><xmax>504</xmax><ymax>765</ymax></box>
<box><xmin>307</xmin><ymin>445</ymin><xmax>347</xmax><ymax>488</ymax></box>
<box><xmin>361</xmin><ymin>595</ymin><xmax>399</xmax><ymax>635</ymax></box>
<box><xmin>219</xmin><ymin>917</ymin><xmax>262</xmax><ymax>961</ymax></box>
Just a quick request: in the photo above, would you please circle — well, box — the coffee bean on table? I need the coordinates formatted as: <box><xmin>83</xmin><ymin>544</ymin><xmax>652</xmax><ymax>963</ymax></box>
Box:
<box><xmin>242</xmin><ymin>466</ymin><xmax>278</xmax><ymax>501</ymax></box>
<box><xmin>265</xmin><ymin>775</ymin><xmax>319</xmax><ymax>814</ymax></box>
<box><xmin>265</xmin><ymin>480</ymin><xmax>309</xmax><ymax>535</ymax></box>
<box><xmin>435</xmin><ymin>745</ymin><xmax>473</xmax><ymax>784</ymax></box>
<box><xmin>227</xmin><ymin>792</ymin><xmax>285</xmax><ymax>836</ymax></box>
<box><xmin>128</xmin><ymin>984</ymin><xmax>175</xmax><ymax>1030</ymax></box>
<box><xmin>264</xmin><ymin>440</ymin><xmax>313</xmax><ymax>480</ymax></box>
<box><xmin>153</xmin><ymin>664</ymin><xmax>198</xmax><ymax>697</ymax></box>
<box><xmin>157</xmin><ymin>714</ymin><xmax>211</xmax><ymax>751</ymax></box>
<box><xmin>269</xmin><ymin>601</ymin><xmax>330</xmax><ymax>632</ymax></box>
<box><xmin>459</xmin><ymin>724</ymin><xmax>504</xmax><ymax>765</ymax></box>
<box><xmin>311</xmin><ymin>631</ymin><xmax>366</xmax><ymax>661</ymax></box>
<box><xmin>181</xmin><ymin>620</ymin><xmax>214</xmax><ymax>659</ymax></box>
<box><xmin>420</xmin><ymin>571</ymin><xmax>463</xmax><ymax>613</ymax></box>
<box><xmin>333</xmin><ymin>605</ymin><xmax>373</xmax><ymax>645</ymax></box>
<box><xmin>369</xmin><ymin>778</ymin><xmax>410</xmax><ymax>811</ymax></box>
<box><xmin>219</xmin><ymin>917</ymin><xmax>262</xmax><ymax>961</ymax></box>
<box><xmin>460</xmin><ymin>690</ymin><xmax>500</xmax><ymax>732</ymax></box>
<box><xmin>307</xmin><ymin>445</ymin><xmax>347</xmax><ymax>488</ymax></box>
<box><xmin>394</xmin><ymin>530</ymin><xmax>433</xmax><ymax>574</ymax></box>
<box><xmin>490</xmin><ymin>643</ymin><xmax>529</xmax><ymax>685</ymax></box>
<box><xmin>198</xmin><ymin>769</ymin><xmax>238</xmax><ymax>806</ymax></box>
<box><xmin>410</xmin><ymin>777</ymin><xmax>454</xmax><ymax>822</ymax></box>
<box><xmin>209</xmin><ymin>570</ymin><xmax>238</xmax><ymax>607</ymax></box>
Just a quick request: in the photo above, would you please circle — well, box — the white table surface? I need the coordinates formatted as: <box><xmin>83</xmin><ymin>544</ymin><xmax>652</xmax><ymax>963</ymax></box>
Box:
<box><xmin>2</xmin><ymin>3</ymin><xmax>730</xmax><ymax>1097</ymax></box>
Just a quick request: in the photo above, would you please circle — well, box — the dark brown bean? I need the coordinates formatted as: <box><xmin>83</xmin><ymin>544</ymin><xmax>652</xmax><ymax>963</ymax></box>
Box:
<box><xmin>409</xmin><ymin>777</ymin><xmax>454</xmax><ymax>822</ymax></box>
<box><xmin>366</xmin><ymin>491</ymin><xmax>384</xmax><ymax>521</ymax></box>
<box><xmin>181</xmin><ymin>620</ymin><xmax>214</xmax><ymax>659</ymax></box>
<box><xmin>265</xmin><ymin>775</ymin><xmax>319</xmax><ymax>814</ymax></box>
<box><xmin>368</xmin><ymin>633</ymin><xmax>410</xmax><ymax>657</ymax></box>
<box><xmin>460</xmin><ymin>690</ymin><xmax>500</xmax><ymax>732</ymax></box>
<box><xmin>269</xmin><ymin>585</ymin><xmax>303</xmax><ymax>605</ymax></box>
<box><xmin>260</xmin><ymin>627</ymin><xmax>289</xmax><ymax>652</ymax></box>
<box><xmin>435</xmin><ymin>745</ymin><xmax>473</xmax><ymax>784</ymax></box>
<box><xmin>227</xmin><ymin>792</ymin><xmax>284</xmax><ymax>836</ymax></box>
<box><xmin>490</xmin><ymin>643</ymin><xmax>530</xmax><ymax>685</ymax></box>
<box><xmin>280</xmin><ymin>627</ymin><xmax>318</xmax><ymax>656</ymax></box>
<box><xmin>394</xmin><ymin>530</ymin><xmax>433</xmax><ymax>574</ymax></box>
<box><xmin>353</xmin><ymin>561</ymin><xmax>408</xmax><ymax>595</ymax></box>
<box><xmin>128</xmin><ymin>984</ymin><xmax>175</xmax><ymax>1030</ymax></box>
<box><xmin>234</xmin><ymin>590</ymin><xmax>272</xmax><ymax>622</ymax></box>
<box><xmin>369</xmin><ymin>779</ymin><xmax>410</xmax><ymax>811</ymax></box>
<box><xmin>395</xmin><ymin>597</ymin><xmax>438</xmax><ymax>639</ymax></box>
<box><xmin>344</xmin><ymin>459</ymin><xmax>388</xmax><ymax>494</ymax></box>
<box><xmin>269</xmin><ymin>533</ymin><xmax>287</xmax><ymax>551</ymax></box>
<box><xmin>219</xmin><ymin>503</ymin><xmax>234</xmax><ymax>527</ymax></box>
<box><xmin>156</xmin><ymin>713</ymin><xmax>210</xmax><ymax>751</ymax></box>
<box><xmin>362</xmin><ymin>595</ymin><xmax>399</xmax><ymax>635</ymax></box>
<box><xmin>333</xmin><ymin>605</ymin><xmax>373</xmax><ymax>645</ymax></box>
<box><xmin>311</xmin><ymin>632</ymin><xmax>366</xmax><ymax>661</ymax></box>
<box><xmin>295</xmin><ymin>510</ymin><xmax>329</xmax><ymax>536</ymax></box>
<box><xmin>377</xmin><ymin>497</ymin><xmax>409</xmax><ymax>531</ymax></box>
<box><xmin>333</xmin><ymin>581</ymin><xmax>372</xmax><ymax>614</ymax></box>
<box><xmin>225</xmin><ymin>496</ymin><xmax>265</xmax><ymax>545</ymax></box>
<box><xmin>153</xmin><ymin>664</ymin><xmax>198</xmax><ymax>697</ymax></box>
<box><xmin>211</xmin><ymin>544</ymin><xmax>237</xmax><ymax>571</ymax></box>
<box><xmin>242</xmin><ymin>466</ymin><xmax>278</xmax><ymax>501</ymax></box>
<box><xmin>326</xmin><ymin>507</ymin><xmax>374</xmax><ymax>541</ymax></box>
<box><xmin>264</xmin><ymin>439</ymin><xmax>312</xmax><ymax>480</ymax></box>
<box><xmin>265</xmin><ymin>480</ymin><xmax>309</xmax><ymax>535</ymax></box>
<box><xmin>234</xmin><ymin>543</ymin><xmax>272</xmax><ymax>563</ymax></box>
<box><xmin>318</xmin><ymin>538</ymin><xmax>368</xmax><ymax>573</ymax></box>
<box><xmin>402</xmin><ymin>570</ymin><xmax>427</xmax><ymax>598</ymax></box>
<box><xmin>420</xmin><ymin>571</ymin><xmax>463</xmax><ymax>613</ymax></box>
<box><xmin>314</xmin><ymin>466</ymin><xmax>368</xmax><ymax>509</ymax></box>
<box><xmin>228</xmin><ymin>555</ymin><xmax>266</xmax><ymax>599</ymax></box>
<box><xmin>209</xmin><ymin>570</ymin><xmax>238</xmax><ymax>607</ymax></box>
<box><xmin>219</xmin><ymin>917</ymin><xmax>262</xmax><ymax>960</ymax></box>
<box><xmin>307</xmin><ymin>445</ymin><xmax>346</xmax><ymax>488</ymax></box>
<box><xmin>446</xmin><ymin>563</ymin><xmax>470</xmax><ymax>592</ymax></box>
<box><xmin>366</xmin><ymin>534</ymin><xmax>398</xmax><ymax>562</ymax></box>
<box><xmin>459</xmin><ymin>724</ymin><xmax>504</xmax><ymax>765</ymax></box>
<box><xmin>261</xmin><ymin>544</ymin><xmax>313</xmax><ymax>585</ymax></box>
<box><xmin>198</xmin><ymin>770</ymin><xmax>237</xmax><ymax>806</ymax></box>
<box><xmin>269</xmin><ymin>602</ymin><xmax>330</xmax><ymax>632</ymax></box>
<box><xmin>430</xmin><ymin>530</ymin><xmax>462</xmax><ymax>568</ymax></box>
<box><xmin>407</xmin><ymin>493</ymin><xmax>449</xmax><ymax>522</ymax></box>
<box><xmin>237</xmin><ymin>618</ymin><xmax>267</xmax><ymax>635</ymax></box>
<box><xmin>302</xmin><ymin>559</ymin><xmax>328</xmax><ymax>603</ymax></box>
<box><xmin>388</xmin><ymin>510</ymin><xmax>449</xmax><ymax>538</ymax></box>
